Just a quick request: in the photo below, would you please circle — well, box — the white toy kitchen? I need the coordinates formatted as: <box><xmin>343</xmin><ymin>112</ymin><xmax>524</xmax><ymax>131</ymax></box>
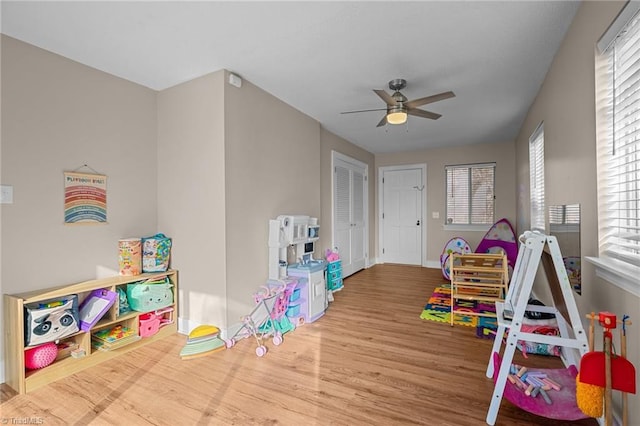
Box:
<box><xmin>268</xmin><ymin>215</ymin><xmax>327</xmax><ymax>323</ymax></box>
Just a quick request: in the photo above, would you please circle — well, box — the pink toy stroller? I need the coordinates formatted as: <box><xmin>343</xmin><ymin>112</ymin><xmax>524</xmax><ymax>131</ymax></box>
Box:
<box><xmin>224</xmin><ymin>282</ymin><xmax>292</xmax><ymax>357</ymax></box>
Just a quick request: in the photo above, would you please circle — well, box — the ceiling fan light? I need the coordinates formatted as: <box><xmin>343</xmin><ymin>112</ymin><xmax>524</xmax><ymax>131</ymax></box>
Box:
<box><xmin>387</xmin><ymin>110</ymin><xmax>407</xmax><ymax>125</ymax></box>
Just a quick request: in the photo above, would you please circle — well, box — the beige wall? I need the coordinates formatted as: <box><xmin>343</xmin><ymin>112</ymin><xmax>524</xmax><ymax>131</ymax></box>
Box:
<box><xmin>1</xmin><ymin>35</ymin><xmax>158</xmax><ymax>380</ymax></box>
<box><xmin>224</xmin><ymin>73</ymin><xmax>321</xmax><ymax>327</ymax></box>
<box><xmin>1</xmin><ymin>36</ymin><xmax>159</xmax><ymax>288</ymax></box>
<box><xmin>320</xmin><ymin>128</ymin><xmax>376</xmax><ymax>261</ymax></box>
<box><xmin>514</xmin><ymin>0</ymin><xmax>640</xmax><ymax>419</ymax></box>
<box><xmin>157</xmin><ymin>71</ymin><xmax>227</xmax><ymax>330</ymax></box>
<box><xmin>376</xmin><ymin>140</ymin><xmax>516</xmax><ymax>264</ymax></box>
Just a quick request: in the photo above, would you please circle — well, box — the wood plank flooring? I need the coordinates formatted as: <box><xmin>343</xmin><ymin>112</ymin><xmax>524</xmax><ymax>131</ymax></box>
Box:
<box><xmin>1</xmin><ymin>265</ymin><xmax>597</xmax><ymax>425</ymax></box>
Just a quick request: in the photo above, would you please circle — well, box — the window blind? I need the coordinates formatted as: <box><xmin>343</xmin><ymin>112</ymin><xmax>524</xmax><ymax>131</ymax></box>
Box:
<box><xmin>446</xmin><ymin>163</ymin><xmax>495</xmax><ymax>225</ymax></box>
<box><xmin>529</xmin><ymin>123</ymin><xmax>545</xmax><ymax>232</ymax></box>
<box><xmin>599</xmin><ymin>7</ymin><xmax>640</xmax><ymax>268</ymax></box>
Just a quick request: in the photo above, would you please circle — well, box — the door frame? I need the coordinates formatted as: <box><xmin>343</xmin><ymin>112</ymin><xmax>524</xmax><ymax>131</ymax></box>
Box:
<box><xmin>378</xmin><ymin>163</ymin><xmax>427</xmax><ymax>267</ymax></box>
<box><xmin>331</xmin><ymin>150</ymin><xmax>369</xmax><ymax>271</ymax></box>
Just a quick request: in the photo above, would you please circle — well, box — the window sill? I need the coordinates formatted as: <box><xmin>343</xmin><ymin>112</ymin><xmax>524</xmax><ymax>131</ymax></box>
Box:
<box><xmin>443</xmin><ymin>224</ymin><xmax>490</xmax><ymax>232</ymax></box>
<box><xmin>585</xmin><ymin>256</ymin><xmax>640</xmax><ymax>298</ymax></box>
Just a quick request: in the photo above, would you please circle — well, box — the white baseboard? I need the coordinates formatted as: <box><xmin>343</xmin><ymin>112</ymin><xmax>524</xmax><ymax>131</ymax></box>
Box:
<box><xmin>424</xmin><ymin>260</ymin><xmax>440</xmax><ymax>269</ymax></box>
<box><xmin>179</xmin><ymin>316</ymin><xmax>235</xmax><ymax>340</ymax></box>
<box><xmin>368</xmin><ymin>258</ymin><xmax>441</xmax><ymax>270</ymax></box>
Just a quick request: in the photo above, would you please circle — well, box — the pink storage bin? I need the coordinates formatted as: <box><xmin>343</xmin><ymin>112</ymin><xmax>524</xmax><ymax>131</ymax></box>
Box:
<box><xmin>139</xmin><ymin>313</ymin><xmax>160</xmax><ymax>338</ymax></box>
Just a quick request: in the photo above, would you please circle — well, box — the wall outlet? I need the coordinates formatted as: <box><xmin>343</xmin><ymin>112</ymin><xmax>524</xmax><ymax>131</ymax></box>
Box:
<box><xmin>432</xmin><ymin>211</ymin><xmax>439</xmax><ymax>219</ymax></box>
<box><xmin>0</xmin><ymin>185</ymin><xmax>13</xmax><ymax>204</ymax></box>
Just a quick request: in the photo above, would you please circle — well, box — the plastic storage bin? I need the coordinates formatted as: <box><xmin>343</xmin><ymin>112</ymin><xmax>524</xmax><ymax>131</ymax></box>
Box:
<box><xmin>286</xmin><ymin>303</ymin><xmax>301</xmax><ymax>317</ymax></box>
<box><xmin>139</xmin><ymin>313</ymin><xmax>161</xmax><ymax>337</ymax></box>
<box><xmin>326</xmin><ymin>260</ymin><xmax>343</xmax><ymax>292</ymax></box>
<box><xmin>126</xmin><ymin>279</ymin><xmax>173</xmax><ymax>312</ymax></box>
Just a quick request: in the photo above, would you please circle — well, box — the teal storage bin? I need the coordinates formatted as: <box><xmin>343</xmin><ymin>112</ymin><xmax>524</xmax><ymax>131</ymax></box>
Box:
<box><xmin>328</xmin><ymin>278</ymin><xmax>343</xmax><ymax>291</ymax></box>
<box><xmin>126</xmin><ymin>278</ymin><xmax>173</xmax><ymax>312</ymax></box>
<box><xmin>327</xmin><ymin>260</ymin><xmax>341</xmax><ymax>273</ymax></box>
<box><xmin>290</xmin><ymin>288</ymin><xmax>301</xmax><ymax>302</ymax></box>
<box><xmin>286</xmin><ymin>303</ymin><xmax>301</xmax><ymax>317</ymax></box>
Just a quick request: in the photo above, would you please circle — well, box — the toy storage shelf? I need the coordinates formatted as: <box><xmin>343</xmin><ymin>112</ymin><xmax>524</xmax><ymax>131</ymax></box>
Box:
<box><xmin>3</xmin><ymin>270</ymin><xmax>178</xmax><ymax>394</ymax></box>
<box><xmin>449</xmin><ymin>252</ymin><xmax>508</xmax><ymax>323</ymax></box>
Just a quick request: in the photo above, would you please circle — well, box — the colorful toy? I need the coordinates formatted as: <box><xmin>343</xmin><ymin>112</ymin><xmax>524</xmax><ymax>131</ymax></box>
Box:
<box><xmin>180</xmin><ymin>325</ymin><xmax>225</xmax><ymax>359</ymax></box>
<box><xmin>475</xmin><ymin>218</ymin><xmax>518</xmax><ymax>276</ymax></box>
<box><xmin>78</xmin><ymin>288</ymin><xmax>117</xmax><ymax>332</ymax></box>
<box><xmin>141</xmin><ymin>233</ymin><xmax>172</xmax><ymax>272</ymax></box>
<box><xmin>325</xmin><ymin>248</ymin><xmax>340</xmax><ymax>262</ymax></box>
<box><xmin>439</xmin><ymin>237</ymin><xmax>472</xmax><ymax>280</ymax></box>
<box><xmin>225</xmin><ymin>281</ymin><xmax>293</xmax><ymax>357</ymax></box>
<box><xmin>25</xmin><ymin>342</ymin><xmax>58</xmax><ymax>370</ymax></box>
<box><xmin>578</xmin><ymin>312</ymin><xmax>635</xmax><ymax>426</ymax></box>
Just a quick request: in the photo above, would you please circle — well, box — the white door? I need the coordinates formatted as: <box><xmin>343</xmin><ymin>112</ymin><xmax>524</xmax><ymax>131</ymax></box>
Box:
<box><xmin>381</xmin><ymin>167</ymin><xmax>424</xmax><ymax>265</ymax></box>
<box><xmin>333</xmin><ymin>153</ymin><xmax>368</xmax><ymax>278</ymax></box>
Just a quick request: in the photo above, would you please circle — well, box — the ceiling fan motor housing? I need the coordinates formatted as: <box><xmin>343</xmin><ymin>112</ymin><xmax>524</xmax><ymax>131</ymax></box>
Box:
<box><xmin>389</xmin><ymin>78</ymin><xmax>407</xmax><ymax>91</ymax></box>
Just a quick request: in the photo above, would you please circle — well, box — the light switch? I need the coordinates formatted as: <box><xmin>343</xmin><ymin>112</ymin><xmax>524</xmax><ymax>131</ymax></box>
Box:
<box><xmin>0</xmin><ymin>185</ymin><xmax>13</xmax><ymax>204</ymax></box>
<box><xmin>432</xmin><ymin>211</ymin><xmax>440</xmax><ymax>219</ymax></box>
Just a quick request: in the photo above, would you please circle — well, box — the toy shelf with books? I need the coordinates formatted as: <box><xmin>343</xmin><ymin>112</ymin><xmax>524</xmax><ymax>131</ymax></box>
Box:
<box><xmin>3</xmin><ymin>270</ymin><xmax>178</xmax><ymax>394</ymax></box>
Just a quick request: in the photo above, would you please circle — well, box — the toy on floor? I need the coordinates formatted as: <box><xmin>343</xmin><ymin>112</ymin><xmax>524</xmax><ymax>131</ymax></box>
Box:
<box><xmin>439</xmin><ymin>218</ymin><xmax>518</xmax><ymax>281</ymax></box>
<box><xmin>440</xmin><ymin>237</ymin><xmax>472</xmax><ymax>280</ymax></box>
<box><xmin>577</xmin><ymin>312</ymin><xmax>635</xmax><ymax>426</ymax></box>
<box><xmin>475</xmin><ymin>218</ymin><xmax>517</xmax><ymax>275</ymax></box>
<box><xmin>256</xmin><ymin>280</ymin><xmax>296</xmax><ymax>335</ymax></box>
<box><xmin>180</xmin><ymin>324</ymin><xmax>225</xmax><ymax>360</ymax></box>
<box><xmin>224</xmin><ymin>282</ymin><xmax>289</xmax><ymax>357</ymax></box>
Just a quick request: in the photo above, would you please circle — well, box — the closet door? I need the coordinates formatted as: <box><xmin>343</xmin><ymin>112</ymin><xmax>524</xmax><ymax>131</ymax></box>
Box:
<box><xmin>350</xmin><ymin>168</ymin><xmax>366</xmax><ymax>273</ymax></box>
<box><xmin>333</xmin><ymin>153</ymin><xmax>367</xmax><ymax>278</ymax></box>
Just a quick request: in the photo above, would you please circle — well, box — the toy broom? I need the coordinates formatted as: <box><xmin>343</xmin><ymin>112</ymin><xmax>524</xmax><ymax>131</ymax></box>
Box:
<box><xmin>577</xmin><ymin>312</ymin><xmax>636</xmax><ymax>426</ymax></box>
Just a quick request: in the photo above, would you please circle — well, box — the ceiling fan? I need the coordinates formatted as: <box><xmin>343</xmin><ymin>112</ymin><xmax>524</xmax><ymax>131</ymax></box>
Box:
<box><xmin>341</xmin><ymin>79</ymin><xmax>455</xmax><ymax>127</ymax></box>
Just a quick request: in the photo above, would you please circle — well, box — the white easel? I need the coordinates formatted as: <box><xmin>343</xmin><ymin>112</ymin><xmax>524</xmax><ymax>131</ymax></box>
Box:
<box><xmin>485</xmin><ymin>231</ymin><xmax>590</xmax><ymax>425</ymax></box>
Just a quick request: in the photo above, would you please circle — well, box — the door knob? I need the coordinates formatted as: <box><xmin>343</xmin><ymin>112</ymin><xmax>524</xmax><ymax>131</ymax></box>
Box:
<box><xmin>416</xmin><ymin>220</ymin><xmax>421</xmax><ymax>226</ymax></box>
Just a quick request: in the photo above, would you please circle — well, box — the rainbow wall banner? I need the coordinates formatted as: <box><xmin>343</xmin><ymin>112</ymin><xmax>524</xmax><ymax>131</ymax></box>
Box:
<box><xmin>64</xmin><ymin>172</ymin><xmax>107</xmax><ymax>224</ymax></box>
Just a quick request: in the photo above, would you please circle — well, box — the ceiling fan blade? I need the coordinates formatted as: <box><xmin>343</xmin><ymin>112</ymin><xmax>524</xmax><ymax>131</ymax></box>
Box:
<box><xmin>374</xmin><ymin>89</ymin><xmax>397</xmax><ymax>106</ymax></box>
<box><xmin>407</xmin><ymin>108</ymin><xmax>441</xmax><ymax>120</ymax></box>
<box><xmin>341</xmin><ymin>107</ymin><xmax>388</xmax><ymax>115</ymax></box>
<box><xmin>376</xmin><ymin>115</ymin><xmax>388</xmax><ymax>127</ymax></box>
<box><xmin>405</xmin><ymin>91</ymin><xmax>455</xmax><ymax>109</ymax></box>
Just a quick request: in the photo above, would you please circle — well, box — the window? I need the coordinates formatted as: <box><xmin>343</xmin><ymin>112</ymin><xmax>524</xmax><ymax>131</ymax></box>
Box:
<box><xmin>445</xmin><ymin>163</ymin><xmax>495</xmax><ymax>226</ymax></box>
<box><xmin>549</xmin><ymin>204</ymin><xmax>580</xmax><ymax>226</ymax></box>
<box><xmin>590</xmin><ymin>2</ymin><xmax>640</xmax><ymax>293</ymax></box>
<box><xmin>529</xmin><ymin>123</ymin><xmax>545</xmax><ymax>232</ymax></box>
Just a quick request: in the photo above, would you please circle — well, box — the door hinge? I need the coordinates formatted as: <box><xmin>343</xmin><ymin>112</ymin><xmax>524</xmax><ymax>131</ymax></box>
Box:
<box><xmin>382</xmin><ymin>177</ymin><xmax>385</xmax><ymax>184</ymax></box>
<box><xmin>382</xmin><ymin>213</ymin><xmax>385</xmax><ymax>219</ymax></box>
<box><xmin>383</xmin><ymin>248</ymin><xmax>385</xmax><ymax>254</ymax></box>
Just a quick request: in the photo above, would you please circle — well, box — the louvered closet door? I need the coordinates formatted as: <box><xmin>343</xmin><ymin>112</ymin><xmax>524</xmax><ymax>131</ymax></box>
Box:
<box><xmin>335</xmin><ymin>164</ymin><xmax>352</xmax><ymax>274</ymax></box>
<box><xmin>350</xmin><ymin>168</ymin><xmax>366</xmax><ymax>273</ymax></box>
<box><xmin>333</xmin><ymin>155</ymin><xmax>368</xmax><ymax>278</ymax></box>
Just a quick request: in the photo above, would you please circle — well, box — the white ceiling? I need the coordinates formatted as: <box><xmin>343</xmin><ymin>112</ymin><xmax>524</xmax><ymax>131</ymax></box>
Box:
<box><xmin>1</xmin><ymin>1</ymin><xmax>580</xmax><ymax>154</ymax></box>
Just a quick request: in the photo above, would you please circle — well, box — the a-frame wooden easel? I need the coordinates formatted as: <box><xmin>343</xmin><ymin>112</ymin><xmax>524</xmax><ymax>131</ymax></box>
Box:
<box><xmin>485</xmin><ymin>231</ymin><xmax>590</xmax><ymax>425</ymax></box>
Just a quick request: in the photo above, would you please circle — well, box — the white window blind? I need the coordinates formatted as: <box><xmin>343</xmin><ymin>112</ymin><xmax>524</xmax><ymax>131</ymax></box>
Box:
<box><xmin>598</xmin><ymin>7</ymin><xmax>640</xmax><ymax>269</ymax></box>
<box><xmin>529</xmin><ymin>123</ymin><xmax>545</xmax><ymax>232</ymax></box>
<box><xmin>446</xmin><ymin>163</ymin><xmax>495</xmax><ymax>225</ymax></box>
<box><xmin>549</xmin><ymin>204</ymin><xmax>580</xmax><ymax>225</ymax></box>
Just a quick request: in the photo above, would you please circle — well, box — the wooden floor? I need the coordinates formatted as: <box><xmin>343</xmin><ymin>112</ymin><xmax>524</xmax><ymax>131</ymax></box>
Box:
<box><xmin>1</xmin><ymin>264</ymin><xmax>597</xmax><ymax>425</ymax></box>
